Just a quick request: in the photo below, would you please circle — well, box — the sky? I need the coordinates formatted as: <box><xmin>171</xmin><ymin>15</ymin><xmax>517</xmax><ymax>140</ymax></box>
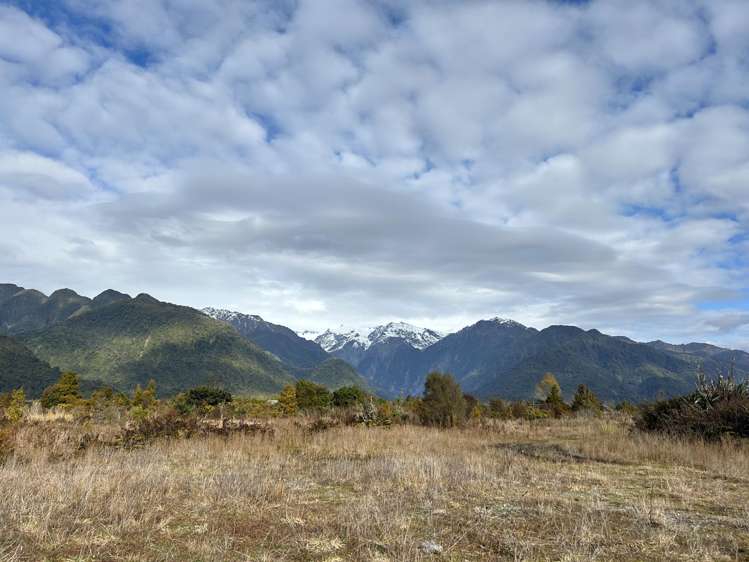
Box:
<box><xmin>1</xmin><ymin>0</ymin><xmax>748</xmax><ymax>347</ymax></box>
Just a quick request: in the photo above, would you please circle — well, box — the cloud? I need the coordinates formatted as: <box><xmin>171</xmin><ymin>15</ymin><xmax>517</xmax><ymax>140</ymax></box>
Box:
<box><xmin>0</xmin><ymin>0</ymin><xmax>748</xmax><ymax>348</ymax></box>
<box><xmin>0</xmin><ymin>150</ymin><xmax>96</xmax><ymax>200</ymax></box>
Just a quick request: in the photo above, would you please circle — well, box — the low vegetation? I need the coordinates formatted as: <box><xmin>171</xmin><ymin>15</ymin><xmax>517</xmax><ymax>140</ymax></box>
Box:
<box><xmin>637</xmin><ymin>372</ymin><xmax>749</xmax><ymax>440</ymax></box>
<box><xmin>0</xmin><ymin>370</ymin><xmax>747</xmax><ymax>560</ymax></box>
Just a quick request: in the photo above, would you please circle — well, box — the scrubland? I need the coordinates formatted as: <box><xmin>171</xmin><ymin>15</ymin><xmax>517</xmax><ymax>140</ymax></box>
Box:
<box><xmin>1</xmin><ymin>415</ymin><xmax>747</xmax><ymax>561</ymax></box>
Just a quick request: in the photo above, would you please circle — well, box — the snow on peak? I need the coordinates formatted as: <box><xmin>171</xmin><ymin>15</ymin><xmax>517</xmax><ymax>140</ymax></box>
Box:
<box><xmin>314</xmin><ymin>327</ymin><xmax>369</xmax><ymax>352</ymax></box>
<box><xmin>203</xmin><ymin>307</ymin><xmax>263</xmax><ymax>326</ymax></box>
<box><xmin>488</xmin><ymin>317</ymin><xmax>525</xmax><ymax>328</ymax></box>
<box><xmin>312</xmin><ymin>322</ymin><xmax>443</xmax><ymax>352</ymax></box>
<box><xmin>368</xmin><ymin>322</ymin><xmax>443</xmax><ymax>349</ymax></box>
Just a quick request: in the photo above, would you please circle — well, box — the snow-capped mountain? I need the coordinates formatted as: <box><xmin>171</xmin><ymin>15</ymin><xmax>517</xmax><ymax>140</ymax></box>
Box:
<box><xmin>312</xmin><ymin>322</ymin><xmax>443</xmax><ymax>353</ymax></box>
<box><xmin>314</xmin><ymin>328</ymin><xmax>370</xmax><ymax>353</ymax></box>
<box><xmin>487</xmin><ymin>317</ymin><xmax>527</xmax><ymax>329</ymax></box>
<box><xmin>368</xmin><ymin>322</ymin><xmax>443</xmax><ymax>350</ymax></box>
<box><xmin>203</xmin><ymin>307</ymin><xmax>329</xmax><ymax>369</ymax></box>
<box><xmin>203</xmin><ymin>307</ymin><xmax>264</xmax><ymax>330</ymax></box>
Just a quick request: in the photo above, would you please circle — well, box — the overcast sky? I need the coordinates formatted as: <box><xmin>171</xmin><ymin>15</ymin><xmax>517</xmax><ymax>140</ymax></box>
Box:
<box><xmin>1</xmin><ymin>0</ymin><xmax>749</xmax><ymax>346</ymax></box>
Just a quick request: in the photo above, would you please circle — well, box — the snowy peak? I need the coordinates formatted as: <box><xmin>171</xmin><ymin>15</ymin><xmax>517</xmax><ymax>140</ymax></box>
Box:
<box><xmin>368</xmin><ymin>322</ymin><xmax>443</xmax><ymax>350</ymax></box>
<box><xmin>313</xmin><ymin>322</ymin><xmax>443</xmax><ymax>352</ymax></box>
<box><xmin>314</xmin><ymin>328</ymin><xmax>369</xmax><ymax>353</ymax></box>
<box><xmin>488</xmin><ymin>317</ymin><xmax>526</xmax><ymax>329</ymax></box>
<box><xmin>202</xmin><ymin>307</ymin><xmax>264</xmax><ymax>328</ymax></box>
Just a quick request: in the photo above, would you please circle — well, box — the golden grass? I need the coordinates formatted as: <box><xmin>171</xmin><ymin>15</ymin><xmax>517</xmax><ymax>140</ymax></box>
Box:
<box><xmin>1</xmin><ymin>417</ymin><xmax>747</xmax><ymax>561</ymax></box>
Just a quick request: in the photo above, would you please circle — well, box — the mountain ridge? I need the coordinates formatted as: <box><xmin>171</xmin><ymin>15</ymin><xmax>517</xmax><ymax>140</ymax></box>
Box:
<box><xmin>202</xmin><ymin>307</ymin><xmax>368</xmax><ymax>389</ymax></box>
<box><xmin>3</xmin><ymin>282</ymin><xmax>748</xmax><ymax>402</ymax></box>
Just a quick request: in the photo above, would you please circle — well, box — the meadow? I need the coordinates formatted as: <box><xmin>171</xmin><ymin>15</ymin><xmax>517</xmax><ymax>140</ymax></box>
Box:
<box><xmin>1</xmin><ymin>414</ymin><xmax>748</xmax><ymax>561</ymax></box>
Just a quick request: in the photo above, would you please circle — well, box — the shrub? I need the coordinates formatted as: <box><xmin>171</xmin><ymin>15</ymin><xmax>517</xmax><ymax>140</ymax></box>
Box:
<box><xmin>185</xmin><ymin>386</ymin><xmax>232</xmax><ymax>407</ymax></box>
<box><xmin>636</xmin><ymin>373</ymin><xmax>749</xmax><ymax>440</ymax></box>
<box><xmin>278</xmin><ymin>384</ymin><xmax>298</xmax><ymax>416</ymax></box>
<box><xmin>4</xmin><ymin>389</ymin><xmax>25</xmax><ymax>424</ymax></box>
<box><xmin>229</xmin><ymin>397</ymin><xmax>280</xmax><ymax>418</ymax></box>
<box><xmin>132</xmin><ymin>380</ymin><xmax>159</xmax><ymax>409</ymax></box>
<box><xmin>615</xmin><ymin>401</ymin><xmax>639</xmax><ymax>416</ymax></box>
<box><xmin>173</xmin><ymin>386</ymin><xmax>232</xmax><ymax>416</ymax></box>
<box><xmin>463</xmin><ymin>394</ymin><xmax>479</xmax><ymax>420</ymax></box>
<box><xmin>41</xmin><ymin>372</ymin><xmax>81</xmax><ymax>409</ymax></box>
<box><xmin>535</xmin><ymin>373</ymin><xmax>568</xmax><ymax>417</ymax></box>
<box><xmin>295</xmin><ymin>380</ymin><xmax>331</xmax><ymax>412</ymax></box>
<box><xmin>421</xmin><ymin>372</ymin><xmax>466</xmax><ymax>428</ymax></box>
<box><xmin>488</xmin><ymin>398</ymin><xmax>510</xmax><ymax>419</ymax></box>
<box><xmin>332</xmin><ymin>385</ymin><xmax>366</xmax><ymax>408</ymax></box>
<box><xmin>571</xmin><ymin>384</ymin><xmax>603</xmax><ymax>414</ymax></box>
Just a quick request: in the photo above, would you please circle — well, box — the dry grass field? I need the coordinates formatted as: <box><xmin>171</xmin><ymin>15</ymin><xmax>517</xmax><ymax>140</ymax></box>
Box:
<box><xmin>1</xmin><ymin>416</ymin><xmax>748</xmax><ymax>561</ymax></box>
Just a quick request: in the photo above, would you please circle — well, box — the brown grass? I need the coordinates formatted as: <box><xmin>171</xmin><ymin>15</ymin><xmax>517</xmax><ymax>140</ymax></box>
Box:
<box><xmin>1</xmin><ymin>416</ymin><xmax>748</xmax><ymax>561</ymax></box>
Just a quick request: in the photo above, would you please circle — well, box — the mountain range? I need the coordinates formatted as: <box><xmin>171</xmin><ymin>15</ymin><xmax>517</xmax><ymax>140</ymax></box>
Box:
<box><xmin>0</xmin><ymin>284</ymin><xmax>364</xmax><ymax>396</ymax></box>
<box><xmin>312</xmin><ymin>318</ymin><xmax>749</xmax><ymax>402</ymax></box>
<box><xmin>202</xmin><ymin>308</ymin><xmax>365</xmax><ymax>389</ymax></box>
<box><xmin>1</xmin><ymin>282</ymin><xmax>747</xmax><ymax>402</ymax></box>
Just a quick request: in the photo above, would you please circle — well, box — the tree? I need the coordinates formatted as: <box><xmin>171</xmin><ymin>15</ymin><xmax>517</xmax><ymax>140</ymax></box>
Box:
<box><xmin>421</xmin><ymin>372</ymin><xmax>466</xmax><ymax>428</ymax></box>
<box><xmin>184</xmin><ymin>386</ymin><xmax>231</xmax><ymax>408</ymax></box>
<box><xmin>41</xmin><ymin>372</ymin><xmax>81</xmax><ymax>409</ymax></box>
<box><xmin>5</xmin><ymin>388</ymin><xmax>25</xmax><ymax>423</ymax></box>
<box><xmin>278</xmin><ymin>384</ymin><xmax>298</xmax><ymax>416</ymax></box>
<box><xmin>332</xmin><ymin>386</ymin><xmax>366</xmax><ymax>408</ymax></box>
<box><xmin>295</xmin><ymin>380</ymin><xmax>331</xmax><ymax>411</ymax></box>
<box><xmin>535</xmin><ymin>373</ymin><xmax>561</xmax><ymax>401</ymax></box>
<box><xmin>571</xmin><ymin>384</ymin><xmax>602</xmax><ymax>413</ymax></box>
<box><xmin>536</xmin><ymin>373</ymin><xmax>567</xmax><ymax>417</ymax></box>
<box><xmin>132</xmin><ymin>379</ymin><xmax>158</xmax><ymax>409</ymax></box>
<box><xmin>464</xmin><ymin>394</ymin><xmax>484</xmax><ymax>420</ymax></box>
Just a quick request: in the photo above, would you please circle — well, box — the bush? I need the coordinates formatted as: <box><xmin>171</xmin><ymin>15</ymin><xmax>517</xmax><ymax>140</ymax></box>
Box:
<box><xmin>615</xmin><ymin>401</ymin><xmax>639</xmax><ymax>416</ymax></box>
<box><xmin>173</xmin><ymin>386</ymin><xmax>232</xmax><ymax>416</ymax></box>
<box><xmin>636</xmin><ymin>373</ymin><xmax>749</xmax><ymax>440</ymax></box>
<box><xmin>295</xmin><ymin>380</ymin><xmax>331</xmax><ymax>412</ymax></box>
<box><xmin>488</xmin><ymin>398</ymin><xmax>510</xmax><ymax>419</ymax></box>
<box><xmin>185</xmin><ymin>386</ymin><xmax>232</xmax><ymax>407</ymax></box>
<box><xmin>41</xmin><ymin>372</ymin><xmax>81</xmax><ymax>409</ymax></box>
<box><xmin>535</xmin><ymin>373</ymin><xmax>568</xmax><ymax>417</ymax></box>
<box><xmin>132</xmin><ymin>380</ymin><xmax>158</xmax><ymax>409</ymax></box>
<box><xmin>571</xmin><ymin>384</ymin><xmax>603</xmax><ymax>414</ymax></box>
<box><xmin>421</xmin><ymin>372</ymin><xmax>466</xmax><ymax>428</ymax></box>
<box><xmin>229</xmin><ymin>397</ymin><xmax>281</xmax><ymax>418</ymax></box>
<box><xmin>4</xmin><ymin>389</ymin><xmax>25</xmax><ymax>423</ymax></box>
<box><xmin>332</xmin><ymin>386</ymin><xmax>366</xmax><ymax>408</ymax></box>
<box><xmin>278</xmin><ymin>384</ymin><xmax>298</xmax><ymax>416</ymax></box>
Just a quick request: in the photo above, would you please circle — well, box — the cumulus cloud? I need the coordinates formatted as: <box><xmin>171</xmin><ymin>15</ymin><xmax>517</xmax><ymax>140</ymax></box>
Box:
<box><xmin>1</xmin><ymin>0</ymin><xmax>748</xmax><ymax>348</ymax></box>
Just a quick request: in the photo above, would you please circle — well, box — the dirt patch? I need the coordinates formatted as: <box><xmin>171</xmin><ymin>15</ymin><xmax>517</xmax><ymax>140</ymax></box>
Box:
<box><xmin>496</xmin><ymin>442</ymin><xmax>634</xmax><ymax>466</ymax></box>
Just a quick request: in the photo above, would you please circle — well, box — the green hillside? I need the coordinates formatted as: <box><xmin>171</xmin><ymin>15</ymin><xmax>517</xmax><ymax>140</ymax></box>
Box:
<box><xmin>300</xmin><ymin>358</ymin><xmax>370</xmax><ymax>390</ymax></box>
<box><xmin>20</xmin><ymin>294</ymin><xmax>295</xmax><ymax>396</ymax></box>
<box><xmin>476</xmin><ymin>327</ymin><xmax>699</xmax><ymax>401</ymax></box>
<box><xmin>0</xmin><ymin>336</ymin><xmax>60</xmax><ymax>396</ymax></box>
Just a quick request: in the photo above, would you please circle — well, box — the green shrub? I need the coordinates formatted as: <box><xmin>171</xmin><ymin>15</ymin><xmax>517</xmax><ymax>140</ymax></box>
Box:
<box><xmin>420</xmin><ymin>372</ymin><xmax>466</xmax><ymax>428</ymax></box>
<box><xmin>5</xmin><ymin>389</ymin><xmax>25</xmax><ymax>423</ymax></box>
<box><xmin>295</xmin><ymin>380</ymin><xmax>331</xmax><ymax>412</ymax></box>
<box><xmin>41</xmin><ymin>372</ymin><xmax>81</xmax><ymax>409</ymax></box>
<box><xmin>636</xmin><ymin>374</ymin><xmax>749</xmax><ymax>440</ymax></box>
<box><xmin>185</xmin><ymin>386</ymin><xmax>232</xmax><ymax>407</ymax></box>
<box><xmin>332</xmin><ymin>386</ymin><xmax>366</xmax><ymax>408</ymax></box>
<box><xmin>132</xmin><ymin>380</ymin><xmax>158</xmax><ymax>409</ymax></box>
<box><xmin>173</xmin><ymin>386</ymin><xmax>232</xmax><ymax>415</ymax></box>
<box><xmin>571</xmin><ymin>384</ymin><xmax>603</xmax><ymax>414</ymax></box>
